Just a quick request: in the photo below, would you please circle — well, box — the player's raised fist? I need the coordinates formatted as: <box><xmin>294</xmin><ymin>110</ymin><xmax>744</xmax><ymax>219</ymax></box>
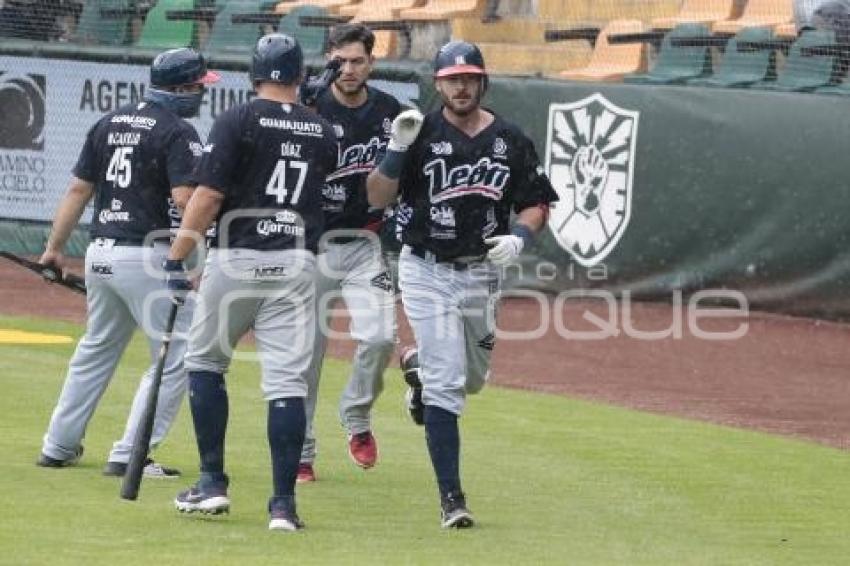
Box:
<box><xmin>389</xmin><ymin>109</ymin><xmax>424</xmax><ymax>151</ymax></box>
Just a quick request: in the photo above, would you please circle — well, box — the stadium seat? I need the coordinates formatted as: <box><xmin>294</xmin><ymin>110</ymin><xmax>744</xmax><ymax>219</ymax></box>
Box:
<box><xmin>688</xmin><ymin>27</ymin><xmax>775</xmax><ymax>87</ymax></box>
<box><xmin>72</xmin><ymin>0</ymin><xmax>132</xmax><ymax>45</ymax></box>
<box><xmin>751</xmin><ymin>28</ymin><xmax>838</xmax><ymax>91</ymax></box>
<box><xmin>275</xmin><ymin>0</ymin><xmax>357</xmax><ymax>16</ymax></box>
<box><xmin>348</xmin><ymin>0</ymin><xmax>425</xmax><ymax>21</ymax></box>
<box><xmin>277</xmin><ymin>5</ymin><xmax>328</xmax><ymax>56</ymax></box>
<box><xmin>712</xmin><ymin>0</ymin><xmax>794</xmax><ymax>35</ymax></box>
<box><xmin>652</xmin><ymin>0</ymin><xmax>736</xmax><ymax>31</ymax></box>
<box><xmin>398</xmin><ymin>0</ymin><xmax>486</xmax><ymax>21</ymax></box>
<box><xmin>205</xmin><ymin>0</ymin><xmax>262</xmax><ymax>54</ymax></box>
<box><xmin>347</xmin><ymin>1</ymin><xmax>427</xmax><ymax>58</ymax></box>
<box><xmin>137</xmin><ymin>0</ymin><xmax>196</xmax><ymax>49</ymax></box>
<box><xmin>624</xmin><ymin>23</ymin><xmax>713</xmax><ymax>84</ymax></box>
<box><xmin>773</xmin><ymin>22</ymin><xmax>799</xmax><ymax>38</ymax></box>
<box><xmin>559</xmin><ymin>20</ymin><xmax>648</xmax><ymax>82</ymax></box>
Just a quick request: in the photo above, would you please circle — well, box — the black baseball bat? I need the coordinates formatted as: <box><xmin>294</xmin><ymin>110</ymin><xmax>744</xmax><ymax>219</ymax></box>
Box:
<box><xmin>121</xmin><ymin>302</ymin><xmax>180</xmax><ymax>501</ymax></box>
<box><xmin>0</xmin><ymin>251</ymin><xmax>87</xmax><ymax>295</ymax></box>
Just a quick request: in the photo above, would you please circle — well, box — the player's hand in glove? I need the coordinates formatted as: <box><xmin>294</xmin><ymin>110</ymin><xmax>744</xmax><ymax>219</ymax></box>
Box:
<box><xmin>484</xmin><ymin>235</ymin><xmax>525</xmax><ymax>265</ymax></box>
<box><xmin>164</xmin><ymin>259</ymin><xmax>192</xmax><ymax>305</ymax></box>
<box><xmin>298</xmin><ymin>58</ymin><xmax>342</xmax><ymax>107</ymax></box>
<box><xmin>389</xmin><ymin>109</ymin><xmax>424</xmax><ymax>151</ymax></box>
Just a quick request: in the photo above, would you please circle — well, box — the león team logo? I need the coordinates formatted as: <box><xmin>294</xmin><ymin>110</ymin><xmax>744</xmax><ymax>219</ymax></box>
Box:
<box><xmin>545</xmin><ymin>93</ymin><xmax>639</xmax><ymax>267</ymax></box>
<box><xmin>0</xmin><ymin>73</ymin><xmax>46</xmax><ymax>150</ymax></box>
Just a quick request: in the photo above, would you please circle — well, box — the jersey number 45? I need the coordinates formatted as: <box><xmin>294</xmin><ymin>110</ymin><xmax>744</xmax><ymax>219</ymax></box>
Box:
<box><xmin>106</xmin><ymin>147</ymin><xmax>134</xmax><ymax>188</ymax></box>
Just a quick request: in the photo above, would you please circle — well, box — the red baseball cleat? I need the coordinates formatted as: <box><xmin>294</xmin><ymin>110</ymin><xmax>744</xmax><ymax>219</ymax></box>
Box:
<box><xmin>348</xmin><ymin>431</ymin><xmax>378</xmax><ymax>469</ymax></box>
<box><xmin>296</xmin><ymin>462</ymin><xmax>316</xmax><ymax>483</ymax></box>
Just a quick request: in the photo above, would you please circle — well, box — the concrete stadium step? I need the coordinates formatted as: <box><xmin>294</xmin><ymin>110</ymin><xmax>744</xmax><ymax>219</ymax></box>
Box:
<box><xmin>479</xmin><ymin>41</ymin><xmax>592</xmax><ymax>76</ymax></box>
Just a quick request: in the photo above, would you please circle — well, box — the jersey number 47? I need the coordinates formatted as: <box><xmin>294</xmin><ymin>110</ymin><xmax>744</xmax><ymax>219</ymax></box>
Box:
<box><xmin>266</xmin><ymin>159</ymin><xmax>308</xmax><ymax>205</ymax></box>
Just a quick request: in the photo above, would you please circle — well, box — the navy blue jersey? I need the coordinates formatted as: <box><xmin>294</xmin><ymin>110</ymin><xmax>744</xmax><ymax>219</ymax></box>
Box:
<box><xmin>315</xmin><ymin>86</ymin><xmax>400</xmax><ymax>232</ymax></box>
<box><xmin>396</xmin><ymin>109</ymin><xmax>558</xmax><ymax>259</ymax></box>
<box><xmin>195</xmin><ymin>98</ymin><xmax>337</xmax><ymax>253</ymax></box>
<box><xmin>74</xmin><ymin>101</ymin><xmax>201</xmax><ymax>242</ymax></box>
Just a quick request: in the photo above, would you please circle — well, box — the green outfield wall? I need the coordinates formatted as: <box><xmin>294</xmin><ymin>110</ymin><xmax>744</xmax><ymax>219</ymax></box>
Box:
<box><xmin>2</xmin><ymin>43</ymin><xmax>848</xmax><ymax>318</ymax></box>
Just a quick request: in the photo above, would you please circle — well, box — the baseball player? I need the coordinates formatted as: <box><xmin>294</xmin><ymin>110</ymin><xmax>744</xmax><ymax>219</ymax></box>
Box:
<box><xmin>366</xmin><ymin>41</ymin><xmax>558</xmax><ymax>528</ymax></box>
<box><xmin>35</xmin><ymin>48</ymin><xmax>218</xmax><ymax>478</ymax></box>
<box><xmin>167</xmin><ymin>33</ymin><xmax>337</xmax><ymax>531</ymax></box>
<box><xmin>295</xmin><ymin>23</ymin><xmax>401</xmax><ymax>482</ymax></box>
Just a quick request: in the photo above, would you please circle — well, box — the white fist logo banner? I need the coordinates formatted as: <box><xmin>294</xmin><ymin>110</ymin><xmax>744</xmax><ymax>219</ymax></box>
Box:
<box><xmin>545</xmin><ymin>93</ymin><xmax>639</xmax><ymax>267</ymax></box>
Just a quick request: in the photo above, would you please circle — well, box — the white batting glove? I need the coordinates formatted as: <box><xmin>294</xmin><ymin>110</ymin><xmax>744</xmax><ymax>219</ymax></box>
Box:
<box><xmin>484</xmin><ymin>235</ymin><xmax>524</xmax><ymax>265</ymax></box>
<box><xmin>388</xmin><ymin>109</ymin><xmax>424</xmax><ymax>151</ymax></box>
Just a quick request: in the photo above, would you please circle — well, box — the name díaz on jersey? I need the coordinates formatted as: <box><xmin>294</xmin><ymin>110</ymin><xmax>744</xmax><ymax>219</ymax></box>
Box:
<box><xmin>327</xmin><ymin>136</ymin><xmax>383</xmax><ymax>181</ymax></box>
<box><xmin>258</xmin><ymin>117</ymin><xmax>323</xmax><ymax>137</ymax></box>
<box><xmin>110</xmin><ymin>114</ymin><xmax>156</xmax><ymax>130</ymax></box>
<box><xmin>107</xmin><ymin>132</ymin><xmax>141</xmax><ymax>146</ymax></box>
<box><xmin>256</xmin><ymin>209</ymin><xmax>304</xmax><ymax>237</ymax></box>
<box><xmin>424</xmin><ymin>156</ymin><xmax>510</xmax><ymax>202</ymax></box>
<box><xmin>280</xmin><ymin>141</ymin><xmax>302</xmax><ymax>158</ymax></box>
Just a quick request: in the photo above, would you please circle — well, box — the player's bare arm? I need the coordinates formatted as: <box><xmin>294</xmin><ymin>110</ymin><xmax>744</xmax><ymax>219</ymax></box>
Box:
<box><xmin>169</xmin><ymin>186</ymin><xmax>224</xmax><ymax>261</ymax></box>
<box><xmin>170</xmin><ymin>185</ymin><xmax>195</xmax><ymax>211</ymax></box>
<box><xmin>515</xmin><ymin>204</ymin><xmax>549</xmax><ymax>233</ymax></box>
<box><xmin>41</xmin><ymin>176</ymin><xmax>94</xmax><ymax>267</ymax></box>
<box><xmin>366</xmin><ymin>169</ymin><xmax>400</xmax><ymax>208</ymax></box>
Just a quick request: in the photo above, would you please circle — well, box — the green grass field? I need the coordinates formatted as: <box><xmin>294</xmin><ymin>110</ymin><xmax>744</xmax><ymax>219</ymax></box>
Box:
<box><xmin>1</xmin><ymin>315</ymin><xmax>848</xmax><ymax>565</ymax></box>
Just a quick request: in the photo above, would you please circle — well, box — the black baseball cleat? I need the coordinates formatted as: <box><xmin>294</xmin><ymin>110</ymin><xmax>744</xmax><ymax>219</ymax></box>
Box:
<box><xmin>37</xmin><ymin>445</ymin><xmax>84</xmax><ymax>468</ymax></box>
<box><xmin>174</xmin><ymin>478</ymin><xmax>230</xmax><ymax>515</ymax></box>
<box><xmin>441</xmin><ymin>491</ymin><xmax>475</xmax><ymax>529</ymax></box>
<box><xmin>400</xmin><ymin>347</ymin><xmax>424</xmax><ymax>426</ymax></box>
<box><xmin>268</xmin><ymin>496</ymin><xmax>305</xmax><ymax>531</ymax></box>
<box><xmin>103</xmin><ymin>458</ymin><xmax>181</xmax><ymax>479</ymax></box>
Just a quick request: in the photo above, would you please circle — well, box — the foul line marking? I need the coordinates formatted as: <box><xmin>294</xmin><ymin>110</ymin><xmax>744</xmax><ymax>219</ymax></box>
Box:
<box><xmin>0</xmin><ymin>329</ymin><xmax>73</xmax><ymax>344</ymax></box>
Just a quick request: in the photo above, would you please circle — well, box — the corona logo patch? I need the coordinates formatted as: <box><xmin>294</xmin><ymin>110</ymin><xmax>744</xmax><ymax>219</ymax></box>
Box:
<box><xmin>545</xmin><ymin>93</ymin><xmax>639</xmax><ymax>267</ymax></box>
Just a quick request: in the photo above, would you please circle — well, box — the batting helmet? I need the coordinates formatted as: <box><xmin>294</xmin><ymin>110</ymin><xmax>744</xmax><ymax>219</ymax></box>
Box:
<box><xmin>433</xmin><ymin>40</ymin><xmax>486</xmax><ymax>78</ymax></box>
<box><xmin>150</xmin><ymin>48</ymin><xmax>219</xmax><ymax>88</ymax></box>
<box><xmin>251</xmin><ymin>33</ymin><xmax>304</xmax><ymax>85</ymax></box>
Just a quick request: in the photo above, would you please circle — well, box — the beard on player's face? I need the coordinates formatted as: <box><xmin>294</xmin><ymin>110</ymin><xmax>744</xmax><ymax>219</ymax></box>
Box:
<box><xmin>438</xmin><ymin>81</ymin><xmax>483</xmax><ymax>116</ymax></box>
<box><xmin>335</xmin><ymin>76</ymin><xmax>366</xmax><ymax>95</ymax></box>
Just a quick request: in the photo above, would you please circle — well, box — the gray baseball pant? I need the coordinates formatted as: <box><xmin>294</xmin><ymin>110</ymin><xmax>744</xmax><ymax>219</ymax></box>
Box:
<box><xmin>184</xmin><ymin>248</ymin><xmax>317</xmax><ymax>400</ymax></box>
<box><xmin>397</xmin><ymin>245</ymin><xmax>499</xmax><ymax>416</ymax></box>
<box><xmin>300</xmin><ymin>237</ymin><xmax>396</xmax><ymax>463</ymax></box>
<box><xmin>41</xmin><ymin>241</ymin><xmax>192</xmax><ymax>463</ymax></box>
